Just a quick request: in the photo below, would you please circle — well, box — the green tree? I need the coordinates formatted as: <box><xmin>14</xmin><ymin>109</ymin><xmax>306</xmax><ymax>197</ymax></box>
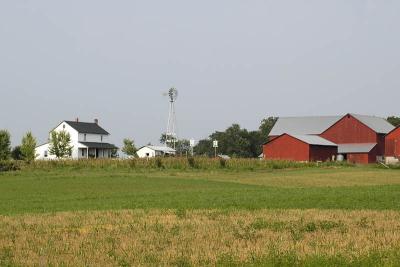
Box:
<box><xmin>387</xmin><ymin>116</ymin><xmax>400</xmax><ymax>127</ymax></box>
<box><xmin>122</xmin><ymin>138</ymin><xmax>137</xmax><ymax>157</ymax></box>
<box><xmin>11</xmin><ymin>146</ymin><xmax>23</xmax><ymax>160</ymax></box>
<box><xmin>49</xmin><ymin>130</ymin><xmax>73</xmax><ymax>158</ymax></box>
<box><xmin>195</xmin><ymin>124</ymin><xmax>256</xmax><ymax>158</ymax></box>
<box><xmin>248</xmin><ymin>130</ymin><xmax>264</xmax><ymax>157</ymax></box>
<box><xmin>0</xmin><ymin>130</ymin><xmax>11</xmax><ymax>160</ymax></box>
<box><xmin>20</xmin><ymin>132</ymin><xmax>37</xmax><ymax>162</ymax></box>
<box><xmin>259</xmin><ymin>117</ymin><xmax>278</xmax><ymax>141</ymax></box>
<box><xmin>194</xmin><ymin>139</ymin><xmax>213</xmax><ymax>157</ymax></box>
<box><xmin>194</xmin><ymin>117</ymin><xmax>277</xmax><ymax>158</ymax></box>
<box><xmin>176</xmin><ymin>139</ymin><xmax>190</xmax><ymax>156</ymax></box>
<box><xmin>160</xmin><ymin>133</ymin><xmax>178</xmax><ymax>148</ymax></box>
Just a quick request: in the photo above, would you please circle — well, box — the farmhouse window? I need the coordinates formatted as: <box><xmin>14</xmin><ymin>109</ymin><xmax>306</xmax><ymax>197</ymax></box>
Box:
<box><xmin>84</xmin><ymin>134</ymin><xmax>87</xmax><ymax>141</ymax></box>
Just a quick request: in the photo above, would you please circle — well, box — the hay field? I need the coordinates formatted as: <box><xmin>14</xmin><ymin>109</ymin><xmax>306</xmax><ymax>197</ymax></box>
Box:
<box><xmin>1</xmin><ymin>164</ymin><xmax>400</xmax><ymax>266</ymax></box>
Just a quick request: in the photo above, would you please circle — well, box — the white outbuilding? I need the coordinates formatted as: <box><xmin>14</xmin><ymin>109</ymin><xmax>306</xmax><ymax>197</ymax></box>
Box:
<box><xmin>35</xmin><ymin>119</ymin><xmax>117</xmax><ymax>160</ymax></box>
<box><xmin>136</xmin><ymin>146</ymin><xmax>176</xmax><ymax>158</ymax></box>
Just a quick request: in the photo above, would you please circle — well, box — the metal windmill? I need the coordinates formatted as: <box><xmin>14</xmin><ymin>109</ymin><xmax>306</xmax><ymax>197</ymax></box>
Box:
<box><xmin>164</xmin><ymin>87</ymin><xmax>178</xmax><ymax>149</ymax></box>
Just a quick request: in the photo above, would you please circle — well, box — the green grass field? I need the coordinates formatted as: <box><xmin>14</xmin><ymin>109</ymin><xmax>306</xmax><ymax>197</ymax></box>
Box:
<box><xmin>1</xmin><ymin>165</ymin><xmax>400</xmax><ymax>266</ymax></box>
<box><xmin>1</xmin><ymin>167</ymin><xmax>400</xmax><ymax>214</ymax></box>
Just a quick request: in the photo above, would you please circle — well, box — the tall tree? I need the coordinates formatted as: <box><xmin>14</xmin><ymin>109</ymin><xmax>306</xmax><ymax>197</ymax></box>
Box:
<box><xmin>160</xmin><ymin>133</ymin><xmax>178</xmax><ymax>148</ymax></box>
<box><xmin>387</xmin><ymin>116</ymin><xmax>400</xmax><ymax>127</ymax></box>
<box><xmin>0</xmin><ymin>130</ymin><xmax>11</xmax><ymax>160</ymax></box>
<box><xmin>49</xmin><ymin>130</ymin><xmax>73</xmax><ymax>158</ymax></box>
<box><xmin>259</xmin><ymin>117</ymin><xmax>278</xmax><ymax>141</ymax></box>
<box><xmin>11</xmin><ymin>146</ymin><xmax>23</xmax><ymax>160</ymax></box>
<box><xmin>194</xmin><ymin>139</ymin><xmax>213</xmax><ymax>157</ymax></box>
<box><xmin>20</xmin><ymin>132</ymin><xmax>37</xmax><ymax>162</ymax></box>
<box><xmin>195</xmin><ymin>124</ymin><xmax>257</xmax><ymax>158</ymax></box>
<box><xmin>248</xmin><ymin>130</ymin><xmax>264</xmax><ymax>157</ymax></box>
<box><xmin>176</xmin><ymin>139</ymin><xmax>190</xmax><ymax>156</ymax></box>
<box><xmin>122</xmin><ymin>138</ymin><xmax>137</xmax><ymax>157</ymax></box>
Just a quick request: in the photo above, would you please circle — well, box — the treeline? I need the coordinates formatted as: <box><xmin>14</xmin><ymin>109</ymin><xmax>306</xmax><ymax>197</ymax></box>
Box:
<box><xmin>194</xmin><ymin>117</ymin><xmax>277</xmax><ymax>158</ymax></box>
<box><xmin>0</xmin><ymin>130</ymin><xmax>36</xmax><ymax>162</ymax></box>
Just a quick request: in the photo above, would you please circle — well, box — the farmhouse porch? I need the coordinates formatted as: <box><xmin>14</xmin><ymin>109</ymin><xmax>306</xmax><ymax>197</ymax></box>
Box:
<box><xmin>79</xmin><ymin>142</ymin><xmax>117</xmax><ymax>159</ymax></box>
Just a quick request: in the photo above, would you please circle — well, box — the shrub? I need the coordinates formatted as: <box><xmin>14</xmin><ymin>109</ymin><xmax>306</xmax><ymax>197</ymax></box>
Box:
<box><xmin>155</xmin><ymin>158</ymin><xmax>164</xmax><ymax>169</ymax></box>
<box><xmin>219</xmin><ymin>158</ymin><xmax>227</xmax><ymax>168</ymax></box>
<box><xmin>187</xmin><ymin>157</ymin><xmax>196</xmax><ymax>168</ymax></box>
<box><xmin>0</xmin><ymin>160</ymin><xmax>21</xmax><ymax>172</ymax></box>
<box><xmin>25</xmin><ymin>158</ymin><xmax>355</xmax><ymax>172</ymax></box>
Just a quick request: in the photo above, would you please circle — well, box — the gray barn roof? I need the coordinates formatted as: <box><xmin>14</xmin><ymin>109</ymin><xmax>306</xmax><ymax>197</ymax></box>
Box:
<box><xmin>338</xmin><ymin>143</ymin><xmax>377</xmax><ymax>154</ymax></box>
<box><xmin>65</xmin><ymin>121</ymin><xmax>110</xmax><ymax>135</ymax></box>
<box><xmin>350</xmin><ymin>114</ymin><xmax>394</xmax><ymax>134</ymax></box>
<box><xmin>269</xmin><ymin>114</ymin><xmax>394</xmax><ymax>136</ymax></box>
<box><xmin>269</xmin><ymin>116</ymin><xmax>341</xmax><ymax>136</ymax></box>
<box><xmin>291</xmin><ymin>134</ymin><xmax>337</xmax><ymax>146</ymax></box>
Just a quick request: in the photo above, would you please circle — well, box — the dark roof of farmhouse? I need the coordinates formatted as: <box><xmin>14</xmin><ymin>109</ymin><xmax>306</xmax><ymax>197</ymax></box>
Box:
<box><xmin>269</xmin><ymin>114</ymin><xmax>394</xmax><ymax>136</ymax></box>
<box><xmin>65</xmin><ymin>121</ymin><xmax>110</xmax><ymax>135</ymax></box>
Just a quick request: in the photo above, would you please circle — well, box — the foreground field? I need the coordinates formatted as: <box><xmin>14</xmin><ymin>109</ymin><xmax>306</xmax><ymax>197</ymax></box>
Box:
<box><xmin>1</xmin><ymin>167</ymin><xmax>400</xmax><ymax>214</ymax></box>
<box><xmin>1</xmin><ymin>209</ymin><xmax>400</xmax><ymax>266</ymax></box>
<box><xmin>1</xmin><ymin>165</ymin><xmax>400</xmax><ymax>266</ymax></box>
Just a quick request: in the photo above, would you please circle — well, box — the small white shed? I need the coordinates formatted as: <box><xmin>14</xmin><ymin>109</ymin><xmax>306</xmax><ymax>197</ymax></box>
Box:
<box><xmin>136</xmin><ymin>146</ymin><xmax>176</xmax><ymax>158</ymax></box>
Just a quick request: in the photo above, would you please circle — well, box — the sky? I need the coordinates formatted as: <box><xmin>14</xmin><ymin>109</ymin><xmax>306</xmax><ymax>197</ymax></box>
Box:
<box><xmin>1</xmin><ymin>0</ymin><xmax>399</xmax><ymax>147</ymax></box>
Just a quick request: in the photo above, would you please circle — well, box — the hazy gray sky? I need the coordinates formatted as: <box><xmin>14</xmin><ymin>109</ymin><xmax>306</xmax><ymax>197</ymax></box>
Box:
<box><xmin>1</xmin><ymin>0</ymin><xmax>399</xmax><ymax>147</ymax></box>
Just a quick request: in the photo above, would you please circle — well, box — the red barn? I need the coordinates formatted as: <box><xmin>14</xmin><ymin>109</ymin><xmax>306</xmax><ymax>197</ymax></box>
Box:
<box><xmin>263</xmin><ymin>134</ymin><xmax>337</xmax><ymax>162</ymax></box>
<box><xmin>385</xmin><ymin>126</ymin><xmax>400</xmax><ymax>158</ymax></box>
<box><xmin>264</xmin><ymin>113</ymin><xmax>394</xmax><ymax>164</ymax></box>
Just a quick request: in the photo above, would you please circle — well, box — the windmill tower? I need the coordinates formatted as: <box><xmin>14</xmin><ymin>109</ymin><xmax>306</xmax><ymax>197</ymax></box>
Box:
<box><xmin>165</xmin><ymin>87</ymin><xmax>178</xmax><ymax>149</ymax></box>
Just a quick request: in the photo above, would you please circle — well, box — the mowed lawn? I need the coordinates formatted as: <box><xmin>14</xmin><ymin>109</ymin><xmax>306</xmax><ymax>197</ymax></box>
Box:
<box><xmin>0</xmin><ymin>167</ymin><xmax>400</xmax><ymax>215</ymax></box>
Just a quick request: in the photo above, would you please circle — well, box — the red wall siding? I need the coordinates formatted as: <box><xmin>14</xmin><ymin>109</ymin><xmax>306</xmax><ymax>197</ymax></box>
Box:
<box><xmin>385</xmin><ymin>127</ymin><xmax>400</xmax><ymax>157</ymax></box>
<box><xmin>347</xmin><ymin>146</ymin><xmax>377</xmax><ymax>164</ymax></box>
<box><xmin>309</xmin><ymin>145</ymin><xmax>338</xmax><ymax>162</ymax></box>
<box><xmin>320</xmin><ymin>115</ymin><xmax>378</xmax><ymax>144</ymax></box>
<box><xmin>347</xmin><ymin>153</ymin><xmax>369</xmax><ymax>164</ymax></box>
<box><xmin>263</xmin><ymin>134</ymin><xmax>309</xmax><ymax>161</ymax></box>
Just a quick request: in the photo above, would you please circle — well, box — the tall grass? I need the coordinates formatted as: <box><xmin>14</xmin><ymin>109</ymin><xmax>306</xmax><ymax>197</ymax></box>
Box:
<box><xmin>22</xmin><ymin>157</ymin><xmax>354</xmax><ymax>172</ymax></box>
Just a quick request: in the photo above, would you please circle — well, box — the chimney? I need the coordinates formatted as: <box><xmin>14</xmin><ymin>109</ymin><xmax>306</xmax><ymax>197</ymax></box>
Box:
<box><xmin>75</xmin><ymin>117</ymin><xmax>79</xmax><ymax>122</ymax></box>
<box><xmin>94</xmin><ymin>118</ymin><xmax>99</xmax><ymax>124</ymax></box>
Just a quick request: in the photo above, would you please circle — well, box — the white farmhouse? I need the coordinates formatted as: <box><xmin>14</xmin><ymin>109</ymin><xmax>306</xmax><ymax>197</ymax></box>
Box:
<box><xmin>136</xmin><ymin>146</ymin><xmax>176</xmax><ymax>158</ymax></box>
<box><xmin>35</xmin><ymin>119</ymin><xmax>117</xmax><ymax>160</ymax></box>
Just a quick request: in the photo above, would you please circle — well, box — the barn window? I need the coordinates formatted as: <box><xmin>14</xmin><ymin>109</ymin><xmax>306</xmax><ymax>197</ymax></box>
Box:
<box><xmin>63</xmin><ymin>124</ymin><xmax>65</xmax><ymax>129</ymax></box>
<box><xmin>44</xmin><ymin>150</ymin><xmax>48</xmax><ymax>157</ymax></box>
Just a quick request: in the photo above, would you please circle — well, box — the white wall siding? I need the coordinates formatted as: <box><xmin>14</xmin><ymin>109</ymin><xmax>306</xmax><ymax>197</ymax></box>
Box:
<box><xmin>78</xmin><ymin>133</ymin><xmax>109</xmax><ymax>143</ymax></box>
<box><xmin>35</xmin><ymin>143</ymin><xmax>57</xmax><ymax>160</ymax></box>
<box><xmin>137</xmin><ymin>147</ymin><xmax>156</xmax><ymax>158</ymax></box>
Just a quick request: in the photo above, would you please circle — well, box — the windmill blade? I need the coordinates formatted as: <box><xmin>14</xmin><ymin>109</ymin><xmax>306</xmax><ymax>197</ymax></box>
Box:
<box><xmin>168</xmin><ymin>87</ymin><xmax>178</xmax><ymax>101</ymax></box>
